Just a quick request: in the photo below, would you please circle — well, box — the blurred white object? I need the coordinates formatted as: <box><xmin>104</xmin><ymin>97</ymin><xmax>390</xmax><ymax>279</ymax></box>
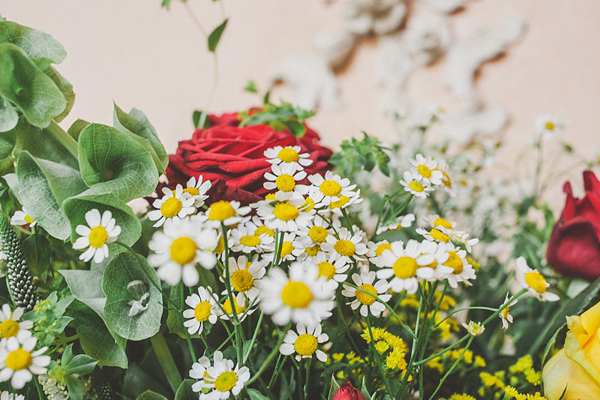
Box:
<box><xmin>343</xmin><ymin>0</ymin><xmax>407</xmax><ymax>35</ymax></box>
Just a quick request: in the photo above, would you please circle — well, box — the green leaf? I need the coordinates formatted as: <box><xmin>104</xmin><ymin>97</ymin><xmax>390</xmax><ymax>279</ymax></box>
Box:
<box><xmin>136</xmin><ymin>391</ymin><xmax>168</xmax><ymax>400</ymax></box>
<box><xmin>192</xmin><ymin>110</ymin><xmax>206</xmax><ymax>129</ymax></box>
<box><xmin>244</xmin><ymin>80</ymin><xmax>258</xmax><ymax>93</ymax></box>
<box><xmin>246</xmin><ymin>388</ymin><xmax>270</xmax><ymax>400</ymax></box>
<box><xmin>62</xmin><ymin>343</ymin><xmax>74</xmax><ymax>365</ymax></box>
<box><xmin>327</xmin><ymin>374</ymin><xmax>341</xmax><ymax>400</ymax></box>
<box><xmin>166</xmin><ymin>282</ymin><xmax>187</xmax><ymax>339</ymax></box>
<box><xmin>0</xmin><ymin>21</ymin><xmax>66</xmax><ymax>69</ymax></box>
<box><xmin>67</xmin><ymin>119</ymin><xmax>89</xmax><ymax>141</ymax></box>
<box><xmin>207</xmin><ymin>19</ymin><xmax>228</xmax><ymax>52</ymax></box>
<box><xmin>64</xmin><ymin>374</ymin><xmax>84</xmax><ymax>400</ymax></box>
<box><xmin>63</xmin><ymin>188</ymin><xmax>142</xmax><ymax>248</ymax></box>
<box><xmin>174</xmin><ymin>379</ymin><xmax>196</xmax><ymax>400</ymax></box>
<box><xmin>282</xmin><ymin>120</ymin><xmax>306</xmax><ymax>138</ymax></box>
<box><xmin>360</xmin><ymin>376</ymin><xmax>373</xmax><ymax>400</ymax></box>
<box><xmin>0</xmin><ymin>96</ymin><xmax>18</xmax><ymax>132</ymax></box>
<box><xmin>43</xmin><ymin>66</ymin><xmax>74</xmax><ymax>122</ymax></box>
<box><xmin>102</xmin><ymin>252</ymin><xmax>162</xmax><ymax>341</ymax></box>
<box><xmin>22</xmin><ymin>234</ymin><xmax>52</xmax><ymax>282</ymax></box>
<box><xmin>78</xmin><ymin>123</ymin><xmax>159</xmax><ymax>202</ymax></box>
<box><xmin>113</xmin><ymin>104</ymin><xmax>168</xmax><ymax>174</ymax></box>
<box><xmin>64</xmin><ymin>353</ymin><xmax>98</xmax><ymax>375</ymax></box>
<box><xmin>13</xmin><ymin>119</ymin><xmax>78</xmax><ymax>169</ymax></box>
<box><xmin>0</xmin><ymin>43</ymin><xmax>66</xmax><ymax>128</ymax></box>
<box><xmin>161</xmin><ymin>0</ymin><xmax>171</xmax><ymax>9</ymax></box>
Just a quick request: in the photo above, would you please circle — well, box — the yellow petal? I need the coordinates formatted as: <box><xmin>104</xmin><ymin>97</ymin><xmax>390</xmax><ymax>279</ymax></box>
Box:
<box><xmin>543</xmin><ymin>347</ymin><xmax>600</xmax><ymax>399</ymax></box>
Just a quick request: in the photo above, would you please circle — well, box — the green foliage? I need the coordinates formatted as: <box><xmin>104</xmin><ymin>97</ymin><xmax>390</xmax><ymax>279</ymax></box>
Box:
<box><xmin>136</xmin><ymin>391</ymin><xmax>168</xmax><ymax>400</ymax></box>
<box><xmin>0</xmin><ymin>95</ymin><xmax>18</xmax><ymax>132</ymax></box>
<box><xmin>327</xmin><ymin>375</ymin><xmax>341</xmax><ymax>400</ymax></box>
<box><xmin>330</xmin><ymin>132</ymin><xmax>391</xmax><ymax>177</ymax></box>
<box><xmin>244</xmin><ymin>80</ymin><xmax>258</xmax><ymax>93</ymax></box>
<box><xmin>43</xmin><ymin>66</ymin><xmax>75</xmax><ymax>122</ymax></box>
<box><xmin>174</xmin><ymin>379</ymin><xmax>196</xmax><ymax>400</ymax></box>
<box><xmin>25</xmin><ymin>291</ymin><xmax>75</xmax><ymax>346</ymax></box>
<box><xmin>239</xmin><ymin>102</ymin><xmax>316</xmax><ymax>137</ymax></box>
<box><xmin>62</xmin><ymin>344</ymin><xmax>98</xmax><ymax>375</ymax></box>
<box><xmin>166</xmin><ymin>282</ymin><xmax>187</xmax><ymax>339</ymax></box>
<box><xmin>246</xmin><ymin>388</ymin><xmax>271</xmax><ymax>400</ymax></box>
<box><xmin>208</xmin><ymin>19</ymin><xmax>228</xmax><ymax>52</ymax></box>
<box><xmin>0</xmin><ymin>20</ymin><xmax>66</xmax><ymax>69</ymax></box>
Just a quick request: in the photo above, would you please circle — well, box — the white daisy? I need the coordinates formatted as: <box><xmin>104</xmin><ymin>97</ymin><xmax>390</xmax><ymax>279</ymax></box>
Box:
<box><xmin>308</xmin><ymin>171</ymin><xmax>356</xmax><ymax>207</ymax></box>
<box><xmin>535</xmin><ymin>114</ymin><xmax>563</xmax><ymax>141</ymax></box>
<box><xmin>328</xmin><ymin>190</ymin><xmax>363</xmax><ymax>215</ymax></box>
<box><xmin>189</xmin><ymin>350</ymin><xmax>250</xmax><ymax>399</ymax></box>
<box><xmin>313</xmin><ymin>252</ymin><xmax>349</xmax><ymax>290</ymax></box>
<box><xmin>376</xmin><ymin>240</ymin><xmax>435</xmax><ymax>294</ymax></box>
<box><xmin>215</xmin><ymin>292</ymin><xmax>257</xmax><ymax>322</ymax></box>
<box><xmin>366</xmin><ymin>240</ymin><xmax>392</xmax><ymax>267</ymax></box>
<box><xmin>440</xmin><ymin>243</ymin><xmax>476</xmax><ymax>289</ymax></box>
<box><xmin>462</xmin><ymin>321</ymin><xmax>485</xmax><ymax>336</ymax></box>
<box><xmin>0</xmin><ymin>305</ymin><xmax>32</xmax><ymax>339</ymax></box>
<box><xmin>148</xmin><ymin>185</ymin><xmax>196</xmax><ymax>228</ymax></box>
<box><xmin>221</xmin><ymin>255</ymin><xmax>266</xmax><ymax>299</ymax></box>
<box><xmin>0</xmin><ymin>331</ymin><xmax>50</xmax><ymax>389</ymax></box>
<box><xmin>321</xmin><ymin>227</ymin><xmax>368</xmax><ymax>263</ymax></box>
<box><xmin>435</xmin><ymin>160</ymin><xmax>456</xmax><ymax>197</ymax></box>
<box><xmin>229</xmin><ymin>223</ymin><xmax>275</xmax><ymax>254</ymax></box>
<box><xmin>410</xmin><ymin>154</ymin><xmax>443</xmax><ymax>186</ymax></box>
<box><xmin>263</xmin><ymin>163</ymin><xmax>309</xmax><ymax>197</ymax></box>
<box><xmin>72</xmin><ymin>209</ymin><xmax>121</xmax><ymax>263</ymax></box>
<box><xmin>181</xmin><ymin>176</ymin><xmax>212</xmax><ymax>207</ymax></box>
<box><xmin>342</xmin><ymin>271</ymin><xmax>391</xmax><ymax>318</ymax></box>
<box><xmin>148</xmin><ymin>219</ymin><xmax>218</xmax><ymax>286</ymax></box>
<box><xmin>259</xmin><ymin>262</ymin><xmax>334</xmax><ymax>326</ymax></box>
<box><xmin>279</xmin><ymin>322</ymin><xmax>329</xmax><ymax>362</ymax></box>
<box><xmin>10</xmin><ymin>208</ymin><xmax>35</xmax><ymax>227</ymax></box>
<box><xmin>297</xmin><ymin>215</ymin><xmax>331</xmax><ymax>247</ymax></box>
<box><xmin>399</xmin><ymin>171</ymin><xmax>433</xmax><ymax>198</ymax></box>
<box><xmin>418</xmin><ymin>241</ymin><xmax>454</xmax><ymax>282</ymax></box>
<box><xmin>515</xmin><ymin>257</ymin><xmax>559</xmax><ymax>302</ymax></box>
<box><xmin>183</xmin><ymin>286</ymin><xmax>218</xmax><ymax>335</ymax></box>
<box><xmin>256</xmin><ymin>191</ymin><xmax>314</xmax><ymax>233</ymax></box>
<box><xmin>448</xmin><ymin>230</ymin><xmax>479</xmax><ymax>253</ymax></box>
<box><xmin>206</xmin><ymin>200</ymin><xmax>251</xmax><ymax>227</ymax></box>
<box><xmin>499</xmin><ymin>293</ymin><xmax>517</xmax><ymax>329</ymax></box>
<box><xmin>0</xmin><ymin>392</ymin><xmax>25</xmax><ymax>400</ymax></box>
<box><xmin>375</xmin><ymin>214</ymin><xmax>415</xmax><ymax>235</ymax></box>
<box><xmin>264</xmin><ymin>145</ymin><xmax>313</xmax><ymax>171</ymax></box>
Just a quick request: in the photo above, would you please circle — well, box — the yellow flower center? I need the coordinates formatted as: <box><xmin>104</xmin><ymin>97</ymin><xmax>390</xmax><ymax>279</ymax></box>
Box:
<box><xmin>161</xmin><ymin>197</ymin><xmax>183</xmax><ymax>218</ymax></box>
<box><xmin>255</xmin><ymin>226</ymin><xmax>275</xmax><ymax>237</ymax></box>
<box><xmin>545</xmin><ymin>121</ymin><xmax>555</xmax><ymax>131</ymax></box>
<box><xmin>375</xmin><ymin>243</ymin><xmax>392</xmax><ymax>257</ymax></box>
<box><xmin>273</xmin><ymin>203</ymin><xmax>299</xmax><ymax>221</ymax></box>
<box><xmin>442</xmin><ymin>172</ymin><xmax>452</xmax><ymax>188</ymax></box>
<box><xmin>317</xmin><ymin>262</ymin><xmax>336</xmax><ymax>281</ymax></box>
<box><xmin>265</xmin><ymin>193</ymin><xmax>276</xmax><ymax>200</ymax></box>
<box><xmin>231</xmin><ymin>269</ymin><xmax>254</xmax><ymax>292</ymax></box>
<box><xmin>215</xmin><ymin>236</ymin><xmax>225</xmax><ymax>255</ymax></box>
<box><xmin>330</xmin><ymin>196</ymin><xmax>349</xmax><ymax>209</ymax></box>
<box><xmin>525</xmin><ymin>270</ymin><xmax>547</xmax><ymax>293</ymax></box>
<box><xmin>302</xmin><ymin>197</ymin><xmax>315</xmax><ymax>212</ymax></box>
<box><xmin>240</xmin><ymin>235</ymin><xmax>261</xmax><ymax>247</ymax></box>
<box><xmin>418</xmin><ymin>164</ymin><xmax>432</xmax><ymax>179</ymax></box>
<box><xmin>278</xmin><ymin>147</ymin><xmax>299</xmax><ymax>162</ymax></box>
<box><xmin>208</xmin><ymin>201</ymin><xmax>236</xmax><ymax>221</ymax></box>
<box><xmin>279</xmin><ymin>242</ymin><xmax>294</xmax><ymax>258</ymax></box>
<box><xmin>294</xmin><ymin>334</ymin><xmax>318</xmax><ymax>356</ymax></box>
<box><xmin>214</xmin><ymin>370</ymin><xmax>238</xmax><ymax>392</ymax></box>
<box><xmin>5</xmin><ymin>348</ymin><xmax>32</xmax><ymax>370</ymax></box>
<box><xmin>305</xmin><ymin>245</ymin><xmax>320</xmax><ymax>257</ymax></box>
<box><xmin>356</xmin><ymin>284</ymin><xmax>377</xmax><ymax>305</ymax></box>
<box><xmin>334</xmin><ymin>239</ymin><xmax>355</xmax><ymax>257</ymax></box>
<box><xmin>170</xmin><ymin>236</ymin><xmax>197</xmax><ymax>265</ymax></box>
<box><xmin>183</xmin><ymin>187</ymin><xmax>199</xmax><ymax>196</ymax></box>
<box><xmin>408</xmin><ymin>181</ymin><xmax>424</xmax><ymax>193</ymax></box>
<box><xmin>24</xmin><ymin>215</ymin><xmax>34</xmax><ymax>224</ymax></box>
<box><xmin>393</xmin><ymin>256</ymin><xmax>417</xmax><ymax>278</ymax></box>
<box><xmin>444</xmin><ymin>251</ymin><xmax>463</xmax><ymax>274</ymax></box>
<box><xmin>501</xmin><ymin>307</ymin><xmax>510</xmax><ymax>319</ymax></box>
<box><xmin>194</xmin><ymin>301</ymin><xmax>212</xmax><ymax>322</ymax></box>
<box><xmin>320</xmin><ymin>180</ymin><xmax>342</xmax><ymax>197</ymax></box>
<box><xmin>429</xmin><ymin>229</ymin><xmax>450</xmax><ymax>242</ymax></box>
<box><xmin>308</xmin><ymin>226</ymin><xmax>328</xmax><ymax>244</ymax></box>
<box><xmin>281</xmin><ymin>282</ymin><xmax>313</xmax><ymax>308</ymax></box>
<box><xmin>0</xmin><ymin>320</ymin><xmax>19</xmax><ymax>338</ymax></box>
<box><xmin>275</xmin><ymin>174</ymin><xmax>296</xmax><ymax>192</ymax></box>
<box><xmin>223</xmin><ymin>298</ymin><xmax>247</xmax><ymax>315</ymax></box>
<box><xmin>89</xmin><ymin>226</ymin><xmax>108</xmax><ymax>248</ymax></box>
<box><xmin>433</xmin><ymin>217</ymin><xmax>452</xmax><ymax>229</ymax></box>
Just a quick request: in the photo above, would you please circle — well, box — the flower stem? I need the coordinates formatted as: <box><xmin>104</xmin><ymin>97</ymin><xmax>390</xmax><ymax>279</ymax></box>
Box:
<box><xmin>246</xmin><ymin>322</ymin><xmax>291</xmax><ymax>386</ymax></box>
<box><xmin>150</xmin><ymin>331</ymin><xmax>183</xmax><ymax>392</ymax></box>
<box><xmin>427</xmin><ymin>336</ymin><xmax>474</xmax><ymax>400</ymax></box>
<box><xmin>45</xmin><ymin>120</ymin><xmax>78</xmax><ymax>159</ymax></box>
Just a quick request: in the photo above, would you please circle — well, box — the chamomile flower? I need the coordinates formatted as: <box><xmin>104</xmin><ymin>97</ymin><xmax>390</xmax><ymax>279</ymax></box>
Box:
<box><xmin>449</xmin><ymin>230</ymin><xmax>479</xmax><ymax>253</ymax></box>
<box><xmin>410</xmin><ymin>154</ymin><xmax>443</xmax><ymax>185</ymax></box>
<box><xmin>10</xmin><ymin>208</ymin><xmax>35</xmax><ymax>227</ymax></box>
<box><xmin>181</xmin><ymin>176</ymin><xmax>212</xmax><ymax>207</ymax></box>
<box><xmin>189</xmin><ymin>350</ymin><xmax>250</xmax><ymax>399</ymax></box>
<box><xmin>221</xmin><ymin>255</ymin><xmax>266</xmax><ymax>299</ymax></box>
<box><xmin>148</xmin><ymin>186</ymin><xmax>196</xmax><ymax>228</ymax></box>
<box><xmin>313</xmin><ymin>252</ymin><xmax>349</xmax><ymax>289</ymax></box>
<box><xmin>259</xmin><ymin>262</ymin><xmax>334</xmax><ymax>326</ymax></box>
<box><xmin>366</xmin><ymin>240</ymin><xmax>392</xmax><ymax>267</ymax></box>
<box><xmin>321</xmin><ymin>227</ymin><xmax>368</xmax><ymax>263</ymax></box>
<box><xmin>328</xmin><ymin>190</ymin><xmax>363</xmax><ymax>215</ymax></box>
<box><xmin>216</xmin><ymin>292</ymin><xmax>257</xmax><ymax>322</ymax></box>
<box><xmin>148</xmin><ymin>219</ymin><xmax>218</xmax><ymax>286</ymax></box>
<box><xmin>72</xmin><ymin>209</ymin><xmax>121</xmax><ymax>263</ymax></box>
<box><xmin>229</xmin><ymin>223</ymin><xmax>275</xmax><ymax>254</ymax></box>
<box><xmin>535</xmin><ymin>114</ymin><xmax>563</xmax><ymax>141</ymax></box>
<box><xmin>342</xmin><ymin>272</ymin><xmax>391</xmax><ymax>318</ymax></box>
<box><xmin>264</xmin><ymin>145</ymin><xmax>313</xmax><ymax>171</ymax></box>
<box><xmin>308</xmin><ymin>171</ymin><xmax>356</xmax><ymax>206</ymax></box>
<box><xmin>183</xmin><ymin>287</ymin><xmax>218</xmax><ymax>335</ymax></box>
<box><xmin>416</xmin><ymin>226</ymin><xmax>451</xmax><ymax>244</ymax></box>
<box><xmin>375</xmin><ymin>214</ymin><xmax>415</xmax><ymax>235</ymax></box>
<box><xmin>499</xmin><ymin>293</ymin><xmax>517</xmax><ymax>329</ymax></box>
<box><xmin>0</xmin><ymin>305</ymin><xmax>32</xmax><ymax>339</ymax></box>
<box><xmin>376</xmin><ymin>240</ymin><xmax>435</xmax><ymax>294</ymax></box>
<box><xmin>298</xmin><ymin>215</ymin><xmax>331</xmax><ymax>247</ymax></box>
<box><xmin>515</xmin><ymin>257</ymin><xmax>559</xmax><ymax>301</ymax></box>
<box><xmin>0</xmin><ymin>392</ymin><xmax>24</xmax><ymax>400</ymax></box>
<box><xmin>256</xmin><ymin>191</ymin><xmax>314</xmax><ymax>232</ymax></box>
<box><xmin>0</xmin><ymin>331</ymin><xmax>50</xmax><ymax>389</ymax></box>
<box><xmin>400</xmin><ymin>171</ymin><xmax>433</xmax><ymax>198</ymax></box>
<box><xmin>441</xmin><ymin>243</ymin><xmax>476</xmax><ymax>289</ymax></box>
<box><xmin>418</xmin><ymin>241</ymin><xmax>454</xmax><ymax>282</ymax></box>
<box><xmin>463</xmin><ymin>321</ymin><xmax>485</xmax><ymax>336</ymax></box>
<box><xmin>263</xmin><ymin>163</ymin><xmax>309</xmax><ymax>196</ymax></box>
<box><xmin>435</xmin><ymin>160</ymin><xmax>456</xmax><ymax>197</ymax></box>
<box><xmin>207</xmin><ymin>200</ymin><xmax>251</xmax><ymax>227</ymax></box>
<box><xmin>277</xmin><ymin>232</ymin><xmax>306</xmax><ymax>262</ymax></box>
<box><xmin>279</xmin><ymin>322</ymin><xmax>329</xmax><ymax>362</ymax></box>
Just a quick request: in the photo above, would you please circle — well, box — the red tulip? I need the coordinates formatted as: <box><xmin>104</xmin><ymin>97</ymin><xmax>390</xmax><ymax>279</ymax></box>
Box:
<box><xmin>547</xmin><ymin>170</ymin><xmax>600</xmax><ymax>281</ymax></box>
<box><xmin>333</xmin><ymin>381</ymin><xmax>366</xmax><ymax>400</ymax></box>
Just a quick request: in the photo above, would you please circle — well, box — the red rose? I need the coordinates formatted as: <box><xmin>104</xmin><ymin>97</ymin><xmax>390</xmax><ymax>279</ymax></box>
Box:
<box><xmin>547</xmin><ymin>170</ymin><xmax>600</xmax><ymax>281</ymax></box>
<box><xmin>333</xmin><ymin>382</ymin><xmax>366</xmax><ymax>400</ymax></box>
<box><xmin>166</xmin><ymin>113</ymin><xmax>333</xmax><ymax>204</ymax></box>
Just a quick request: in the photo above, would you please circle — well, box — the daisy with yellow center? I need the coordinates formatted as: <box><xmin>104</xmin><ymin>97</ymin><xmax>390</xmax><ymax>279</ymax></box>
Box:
<box><xmin>10</xmin><ymin>208</ymin><xmax>36</xmax><ymax>227</ymax></box>
<box><xmin>256</xmin><ymin>191</ymin><xmax>314</xmax><ymax>232</ymax></box>
<box><xmin>400</xmin><ymin>171</ymin><xmax>433</xmax><ymax>198</ymax></box>
<box><xmin>515</xmin><ymin>257</ymin><xmax>559</xmax><ymax>301</ymax></box>
<box><xmin>264</xmin><ymin>145</ymin><xmax>313</xmax><ymax>171</ymax></box>
<box><xmin>535</xmin><ymin>113</ymin><xmax>563</xmax><ymax>141</ymax></box>
<box><xmin>220</xmin><ymin>255</ymin><xmax>266</xmax><ymax>300</ymax></box>
<box><xmin>462</xmin><ymin>321</ymin><xmax>485</xmax><ymax>336</ymax></box>
<box><xmin>148</xmin><ymin>218</ymin><xmax>218</xmax><ymax>286</ymax></box>
<box><xmin>321</xmin><ymin>227</ymin><xmax>368</xmax><ymax>263</ymax></box>
<box><xmin>366</xmin><ymin>240</ymin><xmax>392</xmax><ymax>267</ymax></box>
<box><xmin>329</xmin><ymin>190</ymin><xmax>364</xmax><ymax>215</ymax></box>
<box><xmin>183</xmin><ymin>286</ymin><xmax>218</xmax><ymax>335</ymax></box>
<box><xmin>230</xmin><ymin>222</ymin><xmax>275</xmax><ymax>254</ymax></box>
<box><xmin>298</xmin><ymin>215</ymin><xmax>330</xmax><ymax>247</ymax></box>
<box><xmin>0</xmin><ymin>331</ymin><xmax>50</xmax><ymax>389</ymax></box>
<box><xmin>375</xmin><ymin>214</ymin><xmax>415</xmax><ymax>235</ymax></box>
<box><xmin>499</xmin><ymin>293</ymin><xmax>517</xmax><ymax>329</ymax></box>
<box><xmin>72</xmin><ymin>209</ymin><xmax>121</xmax><ymax>263</ymax></box>
<box><xmin>0</xmin><ymin>305</ymin><xmax>32</xmax><ymax>340</ymax></box>
<box><xmin>308</xmin><ymin>171</ymin><xmax>357</xmax><ymax>207</ymax></box>
<box><xmin>216</xmin><ymin>292</ymin><xmax>256</xmax><ymax>322</ymax></box>
<box><xmin>376</xmin><ymin>240</ymin><xmax>435</xmax><ymax>294</ymax></box>
<box><xmin>441</xmin><ymin>243</ymin><xmax>476</xmax><ymax>289</ymax></box>
<box><xmin>417</xmin><ymin>241</ymin><xmax>454</xmax><ymax>282</ymax></box>
<box><xmin>279</xmin><ymin>322</ymin><xmax>329</xmax><ymax>362</ymax></box>
<box><xmin>206</xmin><ymin>200</ymin><xmax>251</xmax><ymax>227</ymax></box>
<box><xmin>435</xmin><ymin>160</ymin><xmax>457</xmax><ymax>197</ymax></box>
<box><xmin>148</xmin><ymin>186</ymin><xmax>196</xmax><ymax>228</ymax></box>
<box><xmin>263</xmin><ymin>163</ymin><xmax>309</xmax><ymax>196</ymax></box>
<box><xmin>181</xmin><ymin>176</ymin><xmax>212</xmax><ymax>207</ymax></box>
<box><xmin>189</xmin><ymin>350</ymin><xmax>250</xmax><ymax>398</ymax></box>
<box><xmin>410</xmin><ymin>154</ymin><xmax>444</xmax><ymax>186</ymax></box>
<box><xmin>342</xmin><ymin>271</ymin><xmax>391</xmax><ymax>318</ymax></box>
<box><xmin>313</xmin><ymin>252</ymin><xmax>350</xmax><ymax>290</ymax></box>
<box><xmin>259</xmin><ymin>262</ymin><xmax>335</xmax><ymax>326</ymax></box>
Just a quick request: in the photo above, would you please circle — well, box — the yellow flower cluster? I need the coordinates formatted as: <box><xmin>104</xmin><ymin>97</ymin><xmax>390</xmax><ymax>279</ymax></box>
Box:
<box><xmin>361</xmin><ymin>327</ymin><xmax>408</xmax><ymax>371</ymax></box>
<box><xmin>478</xmin><ymin>355</ymin><xmax>544</xmax><ymax>399</ymax></box>
<box><xmin>449</xmin><ymin>394</ymin><xmax>475</xmax><ymax>400</ymax></box>
<box><xmin>509</xmin><ymin>355</ymin><xmax>541</xmax><ymax>385</ymax></box>
<box><xmin>425</xmin><ymin>347</ymin><xmax>486</xmax><ymax>374</ymax></box>
<box><xmin>503</xmin><ymin>386</ymin><xmax>546</xmax><ymax>400</ymax></box>
<box><xmin>329</xmin><ymin>351</ymin><xmax>365</xmax><ymax>380</ymax></box>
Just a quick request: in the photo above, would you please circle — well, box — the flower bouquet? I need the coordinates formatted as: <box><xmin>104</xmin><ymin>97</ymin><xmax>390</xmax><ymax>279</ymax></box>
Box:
<box><xmin>0</xmin><ymin>15</ymin><xmax>599</xmax><ymax>400</ymax></box>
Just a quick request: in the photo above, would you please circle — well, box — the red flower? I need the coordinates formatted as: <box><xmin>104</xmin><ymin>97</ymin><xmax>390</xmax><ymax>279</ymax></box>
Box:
<box><xmin>333</xmin><ymin>382</ymin><xmax>366</xmax><ymax>400</ymax></box>
<box><xmin>166</xmin><ymin>112</ymin><xmax>332</xmax><ymax>204</ymax></box>
<box><xmin>547</xmin><ymin>170</ymin><xmax>600</xmax><ymax>281</ymax></box>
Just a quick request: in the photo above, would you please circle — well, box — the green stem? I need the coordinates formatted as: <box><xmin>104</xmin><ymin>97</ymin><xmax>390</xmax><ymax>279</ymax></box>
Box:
<box><xmin>246</xmin><ymin>322</ymin><xmax>291</xmax><ymax>386</ymax></box>
<box><xmin>150</xmin><ymin>332</ymin><xmax>183</xmax><ymax>392</ymax></box>
<box><xmin>336</xmin><ymin>301</ymin><xmax>363</xmax><ymax>356</ymax></box>
<box><xmin>303</xmin><ymin>359</ymin><xmax>312</xmax><ymax>400</ymax></box>
<box><xmin>267</xmin><ymin>353</ymin><xmax>285</xmax><ymax>389</ymax></box>
<box><xmin>433</xmin><ymin>306</ymin><xmax>499</xmax><ymax>329</ymax></box>
<box><xmin>243</xmin><ymin>312</ymin><xmax>264</xmax><ymax>363</ymax></box>
<box><xmin>45</xmin><ymin>120</ymin><xmax>78</xmax><ymax>159</ymax></box>
<box><xmin>427</xmin><ymin>336</ymin><xmax>474</xmax><ymax>400</ymax></box>
<box><xmin>341</xmin><ymin>208</ymin><xmax>354</xmax><ymax>235</ymax></box>
<box><xmin>183</xmin><ymin>287</ymin><xmax>197</xmax><ymax>361</ymax></box>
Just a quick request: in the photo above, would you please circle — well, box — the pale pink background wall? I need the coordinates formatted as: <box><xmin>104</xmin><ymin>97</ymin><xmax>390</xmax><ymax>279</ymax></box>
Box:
<box><xmin>4</xmin><ymin>0</ymin><xmax>600</xmax><ymax>199</ymax></box>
